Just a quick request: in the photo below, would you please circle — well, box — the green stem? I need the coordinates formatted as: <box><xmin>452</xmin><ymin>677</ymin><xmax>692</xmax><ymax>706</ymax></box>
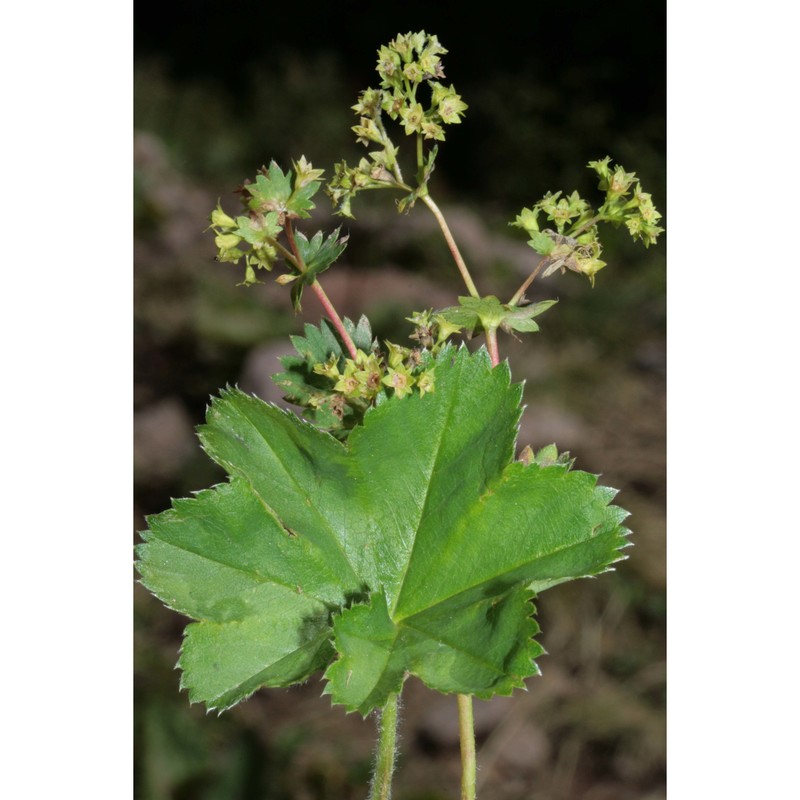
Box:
<box><xmin>568</xmin><ymin>213</ymin><xmax>603</xmax><ymax>240</ymax></box>
<box><xmin>369</xmin><ymin>692</ymin><xmax>400</xmax><ymax>800</ymax></box>
<box><xmin>270</xmin><ymin>237</ymin><xmax>300</xmax><ymax>268</ymax></box>
<box><xmin>375</xmin><ymin>117</ymin><xmax>403</xmax><ymax>181</ymax></box>
<box><xmin>420</xmin><ymin>194</ymin><xmax>480</xmax><ymax>299</ymax></box>
<box><xmin>458</xmin><ymin>694</ymin><xmax>477</xmax><ymax>800</ymax></box>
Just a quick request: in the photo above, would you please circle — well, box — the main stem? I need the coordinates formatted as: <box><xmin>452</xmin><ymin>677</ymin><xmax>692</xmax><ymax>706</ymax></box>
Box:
<box><xmin>369</xmin><ymin>692</ymin><xmax>400</xmax><ymax>800</ymax></box>
<box><xmin>458</xmin><ymin>694</ymin><xmax>477</xmax><ymax>800</ymax></box>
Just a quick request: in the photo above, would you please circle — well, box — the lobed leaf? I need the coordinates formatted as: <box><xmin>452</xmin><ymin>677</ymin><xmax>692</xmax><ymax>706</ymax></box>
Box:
<box><xmin>294</xmin><ymin>227</ymin><xmax>349</xmax><ymax>280</ymax></box>
<box><xmin>246</xmin><ymin>162</ymin><xmax>293</xmax><ymax>213</ymax></box>
<box><xmin>137</xmin><ymin>347</ymin><xmax>629</xmax><ymax>715</ymax></box>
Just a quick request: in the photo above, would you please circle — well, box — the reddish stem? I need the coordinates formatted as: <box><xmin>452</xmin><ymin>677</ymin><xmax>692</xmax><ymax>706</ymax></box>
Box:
<box><xmin>284</xmin><ymin>219</ymin><xmax>359</xmax><ymax>361</ymax></box>
<box><xmin>310</xmin><ymin>280</ymin><xmax>359</xmax><ymax>360</ymax></box>
<box><xmin>485</xmin><ymin>327</ymin><xmax>500</xmax><ymax>367</ymax></box>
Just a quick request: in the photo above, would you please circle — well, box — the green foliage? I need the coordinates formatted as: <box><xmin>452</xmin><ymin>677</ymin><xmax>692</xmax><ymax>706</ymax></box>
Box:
<box><xmin>437</xmin><ymin>296</ymin><xmax>558</xmax><ymax>337</ymax></box>
<box><xmin>288</xmin><ymin>227</ymin><xmax>349</xmax><ymax>310</ymax></box>
<box><xmin>137</xmin><ymin>348</ymin><xmax>628</xmax><ymax>714</ymax></box>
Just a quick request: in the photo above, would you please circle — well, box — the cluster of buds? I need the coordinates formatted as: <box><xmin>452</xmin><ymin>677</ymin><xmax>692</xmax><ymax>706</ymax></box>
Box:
<box><xmin>512</xmin><ymin>157</ymin><xmax>663</xmax><ymax>285</ymax></box>
<box><xmin>587</xmin><ymin>157</ymin><xmax>664</xmax><ymax>247</ymax></box>
<box><xmin>374</xmin><ymin>31</ymin><xmax>467</xmax><ymax>140</ymax></box>
<box><xmin>406</xmin><ymin>309</ymin><xmax>464</xmax><ymax>348</ymax></box>
<box><xmin>208</xmin><ymin>200</ymin><xmax>280</xmax><ymax>286</ymax></box>
<box><xmin>327</xmin><ymin>155</ymin><xmax>397</xmax><ymax>219</ymax></box>
<box><xmin>305</xmin><ymin>311</ymin><xmax>464</xmax><ymax>423</ymax></box>
<box><xmin>326</xmin><ymin>31</ymin><xmax>467</xmax><ymax>218</ymax></box>
<box><xmin>313</xmin><ymin>344</ymin><xmax>435</xmax><ymax>406</ymax></box>
<box><xmin>513</xmin><ymin>197</ymin><xmax>607</xmax><ymax>284</ymax></box>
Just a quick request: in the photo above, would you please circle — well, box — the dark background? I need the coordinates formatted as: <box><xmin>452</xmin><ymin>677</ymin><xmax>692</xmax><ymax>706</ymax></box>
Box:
<box><xmin>134</xmin><ymin>1</ymin><xmax>665</xmax><ymax>208</ymax></box>
<box><xmin>134</xmin><ymin>3</ymin><xmax>665</xmax><ymax>798</ymax></box>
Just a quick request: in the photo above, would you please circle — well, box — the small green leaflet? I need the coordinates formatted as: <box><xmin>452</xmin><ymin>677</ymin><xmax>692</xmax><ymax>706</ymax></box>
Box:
<box><xmin>289</xmin><ymin>227</ymin><xmax>350</xmax><ymax>311</ymax></box>
<box><xmin>245</xmin><ymin>161</ymin><xmax>321</xmax><ymax>220</ymax></box>
<box><xmin>234</xmin><ymin>213</ymin><xmax>281</xmax><ymax>245</ymax></box>
<box><xmin>137</xmin><ymin>347</ymin><xmax>629</xmax><ymax>714</ymax></box>
<box><xmin>245</xmin><ymin>162</ymin><xmax>293</xmax><ymax>213</ymax></box>
<box><xmin>437</xmin><ymin>295</ymin><xmax>558</xmax><ymax>336</ymax></box>
<box><xmin>527</xmin><ymin>230</ymin><xmax>556</xmax><ymax>256</ymax></box>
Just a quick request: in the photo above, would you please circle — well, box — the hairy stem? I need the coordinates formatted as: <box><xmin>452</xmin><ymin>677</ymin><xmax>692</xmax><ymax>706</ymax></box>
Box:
<box><xmin>420</xmin><ymin>195</ymin><xmax>480</xmax><ymax>299</ymax></box>
<box><xmin>369</xmin><ymin>692</ymin><xmax>400</xmax><ymax>800</ymax></box>
<box><xmin>485</xmin><ymin>328</ymin><xmax>500</xmax><ymax>368</ymax></box>
<box><xmin>458</xmin><ymin>694</ymin><xmax>477</xmax><ymax>800</ymax></box>
<box><xmin>310</xmin><ymin>281</ymin><xmax>359</xmax><ymax>360</ymax></box>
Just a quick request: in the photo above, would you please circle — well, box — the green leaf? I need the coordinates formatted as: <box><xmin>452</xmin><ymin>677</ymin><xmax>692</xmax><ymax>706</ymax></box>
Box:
<box><xmin>137</xmin><ymin>479</ymin><xmax>346</xmax><ymax>711</ymax></box>
<box><xmin>287</xmin><ymin>227</ymin><xmax>349</xmax><ymax>310</ymax></box>
<box><xmin>138</xmin><ymin>348</ymin><xmax>629</xmax><ymax>715</ymax></box>
<box><xmin>295</xmin><ymin>227</ymin><xmax>349</xmax><ymax>280</ymax></box>
<box><xmin>245</xmin><ymin>162</ymin><xmax>293</xmax><ymax>213</ymax></box>
<box><xmin>436</xmin><ymin>296</ymin><xmax>557</xmax><ymax>337</ymax></box>
<box><xmin>501</xmin><ymin>299</ymin><xmax>559</xmax><ymax>333</ymax></box>
<box><xmin>345</xmin><ymin>314</ymin><xmax>374</xmax><ymax>353</ymax></box>
<box><xmin>287</xmin><ymin>181</ymin><xmax>321</xmax><ymax>219</ymax></box>
<box><xmin>527</xmin><ymin>230</ymin><xmax>556</xmax><ymax>256</ymax></box>
<box><xmin>235</xmin><ymin>213</ymin><xmax>281</xmax><ymax>245</ymax></box>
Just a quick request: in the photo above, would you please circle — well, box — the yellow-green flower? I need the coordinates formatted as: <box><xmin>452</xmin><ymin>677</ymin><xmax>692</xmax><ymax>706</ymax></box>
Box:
<box><xmin>334</xmin><ymin>361</ymin><xmax>362</xmax><ymax>397</ymax></box>
<box><xmin>382</xmin><ymin>363</ymin><xmax>414</xmax><ymax>398</ymax></box>
<box><xmin>416</xmin><ymin>369</ymin><xmax>435</xmax><ymax>397</ymax></box>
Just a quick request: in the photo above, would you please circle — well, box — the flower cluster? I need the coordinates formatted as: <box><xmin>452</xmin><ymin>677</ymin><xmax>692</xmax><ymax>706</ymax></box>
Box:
<box><xmin>512</xmin><ymin>157</ymin><xmax>663</xmax><ymax>285</ymax></box>
<box><xmin>326</xmin><ymin>31</ymin><xmax>467</xmax><ymax>218</ymax></box>
<box><xmin>513</xmin><ymin>195</ymin><xmax>607</xmax><ymax>283</ymax></box>
<box><xmin>587</xmin><ymin>157</ymin><xmax>664</xmax><ymax>247</ymax></box>
<box><xmin>373</xmin><ymin>31</ymin><xmax>467</xmax><ymax>140</ymax></box>
<box><xmin>314</xmin><ymin>345</ymin><xmax>435</xmax><ymax>404</ymax></box>
<box><xmin>208</xmin><ymin>158</ymin><xmax>325</xmax><ymax>285</ymax></box>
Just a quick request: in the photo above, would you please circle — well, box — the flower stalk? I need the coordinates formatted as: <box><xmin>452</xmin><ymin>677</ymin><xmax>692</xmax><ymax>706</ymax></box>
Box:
<box><xmin>420</xmin><ymin>194</ymin><xmax>480</xmax><ymax>299</ymax></box>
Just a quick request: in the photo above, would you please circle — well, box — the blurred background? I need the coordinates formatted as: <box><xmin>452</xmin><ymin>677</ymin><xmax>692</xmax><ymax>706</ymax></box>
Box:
<box><xmin>134</xmin><ymin>2</ymin><xmax>665</xmax><ymax>798</ymax></box>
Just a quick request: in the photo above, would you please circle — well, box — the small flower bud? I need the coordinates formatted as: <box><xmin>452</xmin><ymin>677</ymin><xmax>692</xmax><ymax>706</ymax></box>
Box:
<box><xmin>215</xmin><ymin>232</ymin><xmax>242</xmax><ymax>251</ymax></box>
<box><xmin>210</xmin><ymin>204</ymin><xmax>236</xmax><ymax>229</ymax></box>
